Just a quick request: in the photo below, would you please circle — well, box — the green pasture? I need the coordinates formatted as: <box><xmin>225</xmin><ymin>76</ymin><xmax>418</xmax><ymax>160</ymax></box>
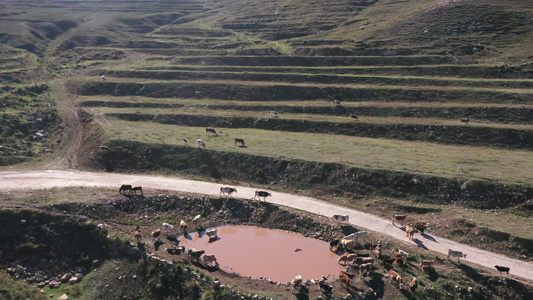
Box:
<box><xmin>94</xmin><ymin>116</ymin><xmax>533</xmax><ymax>186</ymax></box>
<box><xmin>88</xmin><ymin>105</ymin><xmax>533</xmax><ymax>131</ymax></box>
<box><xmin>77</xmin><ymin>95</ymin><xmax>533</xmax><ymax>109</ymax></box>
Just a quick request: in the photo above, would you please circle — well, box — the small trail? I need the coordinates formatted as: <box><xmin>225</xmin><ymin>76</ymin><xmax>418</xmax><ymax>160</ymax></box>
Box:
<box><xmin>0</xmin><ymin>170</ymin><xmax>532</xmax><ymax>283</ymax></box>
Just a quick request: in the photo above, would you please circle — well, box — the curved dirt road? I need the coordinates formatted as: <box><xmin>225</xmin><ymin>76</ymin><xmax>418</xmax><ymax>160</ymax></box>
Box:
<box><xmin>1</xmin><ymin>170</ymin><xmax>532</xmax><ymax>282</ymax></box>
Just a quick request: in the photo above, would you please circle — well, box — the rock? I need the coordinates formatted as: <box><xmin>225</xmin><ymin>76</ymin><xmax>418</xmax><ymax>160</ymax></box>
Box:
<box><xmin>60</xmin><ymin>273</ymin><xmax>72</xmax><ymax>283</ymax></box>
<box><xmin>57</xmin><ymin>294</ymin><xmax>68</xmax><ymax>300</ymax></box>
<box><xmin>69</xmin><ymin>277</ymin><xmax>79</xmax><ymax>284</ymax></box>
<box><xmin>48</xmin><ymin>280</ymin><xmax>61</xmax><ymax>288</ymax></box>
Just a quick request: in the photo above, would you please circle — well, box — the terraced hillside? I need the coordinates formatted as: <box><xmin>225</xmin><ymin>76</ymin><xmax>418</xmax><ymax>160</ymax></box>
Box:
<box><xmin>1</xmin><ymin>0</ymin><xmax>533</xmax><ymax>298</ymax></box>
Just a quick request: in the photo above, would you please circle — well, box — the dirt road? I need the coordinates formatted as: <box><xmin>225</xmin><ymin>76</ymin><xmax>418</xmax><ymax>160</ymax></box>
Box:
<box><xmin>1</xmin><ymin>170</ymin><xmax>532</xmax><ymax>282</ymax></box>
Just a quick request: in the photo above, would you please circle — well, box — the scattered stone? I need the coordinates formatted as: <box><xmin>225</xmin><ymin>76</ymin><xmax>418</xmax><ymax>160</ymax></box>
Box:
<box><xmin>57</xmin><ymin>294</ymin><xmax>68</xmax><ymax>300</ymax></box>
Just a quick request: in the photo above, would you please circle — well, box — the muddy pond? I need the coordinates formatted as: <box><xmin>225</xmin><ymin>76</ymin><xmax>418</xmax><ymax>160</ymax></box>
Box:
<box><xmin>180</xmin><ymin>225</ymin><xmax>343</xmax><ymax>283</ymax></box>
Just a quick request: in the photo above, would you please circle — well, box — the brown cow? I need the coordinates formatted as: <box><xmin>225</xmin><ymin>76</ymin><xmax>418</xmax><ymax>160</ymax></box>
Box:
<box><xmin>339</xmin><ymin>271</ymin><xmax>356</xmax><ymax>288</ymax></box>
<box><xmin>388</xmin><ymin>270</ymin><xmax>403</xmax><ymax>289</ymax></box>
<box><xmin>459</xmin><ymin>117</ymin><xmax>470</xmax><ymax>124</ymax></box>
<box><xmin>349</xmin><ymin>114</ymin><xmax>359</xmax><ymax>120</ymax></box>
<box><xmin>421</xmin><ymin>264</ymin><xmax>433</xmax><ymax>274</ymax></box>
<box><xmin>234</xmin><ymin>138</ymin><xmax>245</xmax><ymax>146</ymax></box>
<box><xmin>406</xmin><ymin>224</ymin><xmax>415</xmax><ymax>240</ymax></box>
<box><xmin>131</xmin><ymin>186</ymin><xmax>143</xmax><ymax>195</ymax></box>
<box><xmin>409</xmin><ymin>277</ymin><xmax>418</xmax><ymax>293</ymax></box>
<box><xmin>134</xmin><ymin>229</ymin><xmax>142</xmax><ymax>243</ymax></box>
<box><xmin>337</xmin><ymin>253</ymin><xmax>358</xmax><ymax>265</ymax></box>
<box><xmin>180</xmin><ymin>220</ymin><xmax>188</xmax><ymax>234</ymax></box>
<box><xmin>119</xmin><ymin>184</ymin><xmax>132</xmax><ymax>194</ymax></box>
<box><xmin>205</xmin><ymin>128</ymin><xmax>217</xmax><ymax>136</ymax></box>
<box><xmin>151</xmin><ymin>229</ymin><xmax>161</xmax><ymax>240</ymax></box>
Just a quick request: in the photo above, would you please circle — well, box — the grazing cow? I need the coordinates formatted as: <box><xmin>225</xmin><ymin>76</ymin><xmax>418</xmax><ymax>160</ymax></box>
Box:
<box><xmin>203</xmin><ymin>254</ymin><xmax>218</xmax><ymax>267</ymax></box>
<box><xmin>183</xmin><ymin>138</ymin><xmax>188</xmax><ymax>144</ymax></box>
<box><xmin>414</xmin><ymin>221</ymin><xmax>427</xmax><ymax>234</ymax></box>
<box><xmin>421</xmin><ymin>264</ymin><xmax>433</xmax><ymax>274</ymax></box>
<box><xmin>119</xmin><ymin>184</ymin><xmax>132</xmax><ymax>194</ymax></box>
<box><xmin>290</xmin><ymin>275</ymin><xmax>302</xmax><ymax>293</ymax></box>
<box><xmin>333</xmin><ymin>214</ymin><xmax>349</xmax><ymax>222</ymax></box>
<box><xmin>332</xmin><ymin>99</ymin><xmax>342</xmax><ymax>107</ymax></box>
<box><xmin>97</xmin><ymin>223</ymin><xmax>108</xmax><ymax>235</ymax></box>
<box><xmin>494</xmin><ymin>265</ymin><xmax>510</xmax><ymax>274</ymax></box>
<box><xmin>419</xmin><ymin>260</ymin><xmax>435</xmax><ymax>268</ymax></box>
<box><xmin>162</xmin><ymin>223</ymin><xmax>174</xmax><ymax>234</ymax></box>
<box><xmin>187</xmin><ymin>248</ymin><xmax>205</xmax><ymax>262</ymax></box>
<box><xmin>269</xmin><ymin>111</ymin><xmax>278</xmax><ymax>117</ymax></box>
<box><xmin>392</xmin><ymin>214</ymin><xmax>407</xmax><ymax>226</ymax></box>
<box><xmin>343</xmin><ymin>231</ymin><xmax>368</xmax><ymax>241</ymax></box>
<box><xmin>205</xmin><ymin>228</ymin><xmax>218</xmax><ymax>240</ymax></box>
<box><xmin>234</xmin><ymin>138</ymin><xmax>245</xmax><ymax>146</ymax></box>
<box><xmin>165</xmin><ymin>246</ymin><xmax>185</xmax><ymax>255</ymax></box>
<box><xmin>205</xmin><ymin>128</ymin><xmax>217</xmax><ymax>136</ymax></box>
<box><xmin>448</xmin><ymin>249</ymin><xmax>466</xmax><ymax>261</ymax></box>
<box><xmin>388</xmin><ymin>270</ymin><xmax>403</xmax><ymax>289</ymax></box>
<box><xmin>180</xmin><ymin>220</ymin><xmax>188</xmax><ymax>234</ymax></box>
<box><xmin>405</xmin><ymin>225</ymin><xmax>415</xmax><ymax>240</ymax></box>
<box><xmin>151</xmin><ymin>229</ymin><xmax>161</xmax><ymax>240</ymax></box>
<box><xmin>373</xmin><ymin>246</ymin><xmax>382</xmax><ymax>259</ymax></box>
<box><xmin>409</xmin><ymin>277</ymin><xmax>418</xmax><ymax>293</ymax></box>
<box><xmin>392</xmin><ymin>249</ymin><xmax>408</xmax><ymax>260</ymax></box>
<box><xmin>101</xmin><ymin>75</ymin><xmax>106</xmax><ymax>81</ymax></box>
<box><xmin>134</xmin><ymin>229</ymin><xmax>142</xmax><ymax>243</ymax></box>
<box><xmin>337</xmin><ymin>253</ymin><xmax>358</xmax><ymax>265</ymax></box>
<box><xmin>131</xmin><ymin>186</ymin><xmax>143</xmax><ymax>195</ymax></box>
<box><xmin>339</xmin><ymin>271</ymin><xmax>356</xmax><ymax>288</ymax></box>
<box><xmin>220</xmin><ymin>187</ymin><xmax>237</xmax><ymax>198</ymax></box>
<box><xmin>398</xmin><ymin>249</ymin><xmax>409</xmax><ymax>258</ymax></box>
<box><xmin>359</xmin><ymin>262</ymin><xmax>373</xmax><ymax>278</ymax></box>
<box><xmin>253</xmin><ymin>190</ymin><xmax>271</xmax><ymax>201</ymax></box>
<box><xmin>459</xmin><ymin>117</ymin><xmax>470</xmax><ymax>124</ymax></box>
<box><xmin>349</xmin><ymin>114</ymin><xmax>359</xmax><ymax>120</ymax></box>
<box><xmin>196</xmin><ymin>139</ymin><xmax>206</xmax><ymax>148</ymax></box>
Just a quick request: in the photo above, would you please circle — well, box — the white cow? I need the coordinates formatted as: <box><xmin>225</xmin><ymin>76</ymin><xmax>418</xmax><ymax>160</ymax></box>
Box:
<box><xmin>333</xmin><ymin>214</ymin><xmax>349</xmax><ymax>222</ymax></box>
<box><xmin>206</xmin><ymin>228</ymin><xmax>218</xmax><ymax>240</ymax></box>
<box><xmin>162</xmin><ymin>223</ymin><xmax>174</xmax><ymax>234</ymax></box>
<box><xmin>196</xmin><ymin>139</ymin><xmax>206</xmax><ymax>148</ymax></box>
<box><xmin>448</xmin><ymin>249</ymin><xmax>466</xmax><ymax>261</ymax></box>
<box><xmin>203</xmin><ymin>254</ymin><xmax>217</xmax><ymax>267</ymax></box>
<box><xmin>192</xmin><ymin>214</ymin><xmax>201</xmax><ymax>225</ymax></box>
<box><xmin>220</xmin><ymin>186</ymin><xmax>237</xmax><ymax>198</ymax></box>
<box><xmin>343</xmin><ymin>231</ymin><xmax>367</xmax><ymax>241</ymax></box>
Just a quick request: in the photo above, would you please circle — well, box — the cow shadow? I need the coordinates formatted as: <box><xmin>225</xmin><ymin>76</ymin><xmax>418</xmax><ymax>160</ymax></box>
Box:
<box><xmin>237</xmin><ymin>145</ymin><xmax>248</xmax><ymax>148</ymax></box>
<box><xmin>413</xmin><ymin>238</ymin><xmax>428</xmax><ymax>250</ymax></box>
<box><xmin>455</xmin><ymin>261</ymin><xmax>482</xmax><ymax>282</ymax></box>
<box><xmin>183</xmin><ymin>233</ymin><xmax>192</xmax><ymax>240</ymax></box>
<box><xmin>208</xmin><ymin>236</ymin><xmax>221</xmax><ymax>243</ymax></box>
<box><xmin>294</xmin><ymin>286</ymin><xmax>309</xmax><ymax>300</ymax></box>
<box><xmin>166</xmin><ymin>234</ymin><xmax>180</xmax><ymax>243</ymax></box>
<box><xmin>422</xmin><ymin>233</ymin><xmax>438</xmax><ymax>243</ymax></box>
<box><xmin>366</xmin><ymin>272</ymin><xmax>385</xmax><ymax>299</ymax></box>
<box><xmin>137</xmin><ymin>242</ymin><xmax>146</xmax><ymax>252</ymax></box>
<box><xmin>154</xmin><ymin>240</ymin><xmax>165</xmax><ymax>251</ymax></box>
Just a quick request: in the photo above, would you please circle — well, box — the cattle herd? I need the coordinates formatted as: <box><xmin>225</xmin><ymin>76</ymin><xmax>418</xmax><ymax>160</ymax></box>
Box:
<box><xmin>122</xmin><ymin>184</ymin><xmax>511</xmax><ymax>297</ymax></box>
<box><xmin>323</xmin><ymin>212</ymin><xmax>511</xmax><ymax>296</ymax></box>
<box><xmin>133</xmin><ymin>220</ymin><xmax>220</xmax><ymax>269</ymax></box>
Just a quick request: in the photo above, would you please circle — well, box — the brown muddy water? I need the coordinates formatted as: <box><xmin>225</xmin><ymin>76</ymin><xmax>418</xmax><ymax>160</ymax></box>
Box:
<box><xmin>180</xmin><ymin>225</ymin><xmax>343</xmax><ymax>283</ymax></box>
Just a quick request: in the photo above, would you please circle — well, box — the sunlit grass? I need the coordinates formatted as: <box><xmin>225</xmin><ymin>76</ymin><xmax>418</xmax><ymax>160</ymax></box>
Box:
<box><xmin>95</xmin><ymin>116</ymin><xmax>533</xmax><ymax>185</ymax></box>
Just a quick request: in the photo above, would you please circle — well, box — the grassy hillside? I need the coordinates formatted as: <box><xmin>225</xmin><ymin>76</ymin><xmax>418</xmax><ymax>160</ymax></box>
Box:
<box><xmin>1</xmin><ymin>0</ymin><xmax>532</xmax><ymax>298</ymax></box>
